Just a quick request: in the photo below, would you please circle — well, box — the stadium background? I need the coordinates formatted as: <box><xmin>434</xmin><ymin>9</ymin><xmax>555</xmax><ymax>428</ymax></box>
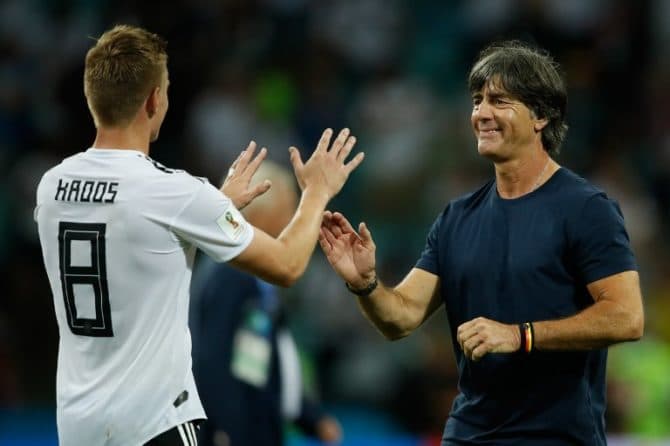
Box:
<box><xmin>1</xmin><ymin>0</ymin><xmax>669</xmax><ymax>444</ymax></box>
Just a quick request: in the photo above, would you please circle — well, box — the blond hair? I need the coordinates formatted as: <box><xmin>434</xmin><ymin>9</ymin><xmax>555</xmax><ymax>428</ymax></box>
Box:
<box><xmin>84</xmin><ymin>25</ymin><xmax>167</xmax><ymax>127</ymax></box>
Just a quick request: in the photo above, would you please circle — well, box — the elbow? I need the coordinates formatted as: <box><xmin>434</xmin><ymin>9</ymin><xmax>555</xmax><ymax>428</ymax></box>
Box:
<box><xmin>615</xmin><ymin>310</ymin><xmax>644</xmax><ymax>342</ymax></box>
<box><xmin>377</xmin><ymin>321</ymin><xmax>415</xmax><ymax>341</ymax></box>
<box><xmin>383</xmin><ymin>329</ymin><xmax>411</xmax><ymax>341</ymax></box>
<box><xmin>273</xmin><ymin>262</ymin><xmax>305</xmax><ymax>288</ymax></box>
<box><xmin>626</xmin><ymin>313</ymin><xmax>644</xmax><ymax>341</ymax></box>
<box><xmin>276</xmin><ymin>274</ymin><xmax>298</xmax><ymax>288</ymax></box>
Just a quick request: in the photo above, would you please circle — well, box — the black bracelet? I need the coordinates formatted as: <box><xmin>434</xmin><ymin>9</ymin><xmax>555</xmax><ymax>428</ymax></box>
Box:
<box><xmin>345</xmin><ymin>276</ymin><xmax>378</xmax><ymax>297</ymax></box>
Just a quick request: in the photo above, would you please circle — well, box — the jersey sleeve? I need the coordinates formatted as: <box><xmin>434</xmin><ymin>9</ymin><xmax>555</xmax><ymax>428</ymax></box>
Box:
<box><xmin>170</xmin><ymin>179</ymin><xmax>254</xmax><ymax>262</ymax></box>
<box><xmin>570</xmin><ymin>193</ymin><xmax>637</xmax><ymax>284</ymax></box>
<box><xmin>415</xmin><ymin>206</ymin><xmax>448</xmax><ymax>274</ymax></box>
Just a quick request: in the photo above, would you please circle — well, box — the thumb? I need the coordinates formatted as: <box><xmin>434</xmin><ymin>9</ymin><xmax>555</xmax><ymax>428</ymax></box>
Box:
<box><xmin>250</xmin><ymin>179</ymin><xmax>272</xmax><ymax>200</ymax></box>
<box><xmin>288</xmin><ymin>146</ymin><xmax>304</xmax><ymax>171</ymax></box>
<box><xmin>359</xmin><ymin>222</ymin><xmax>374</xmax><ymax>246</ymax></box>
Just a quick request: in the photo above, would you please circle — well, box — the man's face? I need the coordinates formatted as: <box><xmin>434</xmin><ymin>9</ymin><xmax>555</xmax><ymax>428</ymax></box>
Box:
<box><xmin>150</xmin><ymin>67</ymin><xmax>169</xmax><ymax>142</ymax></box>
<box><xmin>470</xmin><ymin>80</ymin><xmax>540</xmax><ymax>161</ymax></box>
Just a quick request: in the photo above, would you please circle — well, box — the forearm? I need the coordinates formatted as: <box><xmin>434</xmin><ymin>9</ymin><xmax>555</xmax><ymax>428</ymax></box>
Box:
<box><xmin>355</xmin><ymin>281</ymin><xmax>421</xmax><ymax>340</ymax></box>
<box><xmin>533</xmin><ymin>299</ymin><xmax>643</xmax><ymax>351</ymax></box>
<box><xmin>275</xmin><ymin>188</ymin><xmax>329</xmax><ymax>282</ymax></box>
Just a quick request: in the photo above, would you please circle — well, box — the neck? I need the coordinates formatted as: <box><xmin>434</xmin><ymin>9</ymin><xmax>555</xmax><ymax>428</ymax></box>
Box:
<box><xmin>495</xmin><ymin>150</ymin><xmax>555</xmax><ymax>199</ymax></box>
<box><xmin>92</xmin><ymin>123</ymin><xmax>151</xmax><ymax>155</ymax></box>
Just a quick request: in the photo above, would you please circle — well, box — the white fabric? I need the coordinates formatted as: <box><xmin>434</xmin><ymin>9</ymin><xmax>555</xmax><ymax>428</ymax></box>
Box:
<box><xmin>34</xmin><ymin>148</ymin><xmax>253</xmax><ymax>446</ymax></box>
<box><xmin>277</xmin><ymin>329</ymin><xmax>302</xmax><ymax>420</ymax></box>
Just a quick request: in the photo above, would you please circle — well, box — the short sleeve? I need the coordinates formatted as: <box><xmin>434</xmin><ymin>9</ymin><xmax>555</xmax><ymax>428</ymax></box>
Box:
<box><xmin>171</xmin><ymin>181</ymin><xmax>254</xmax><ymax>262</ymax></box>
<box><xmin>571</xmin><ymin>193</ymin><xmax>637</xmax><ymax>284</ymax></box>
<box><xmin>415</xmin><ymin>206</ymin><xmax>448</xmax><ymax>274</ymax></box>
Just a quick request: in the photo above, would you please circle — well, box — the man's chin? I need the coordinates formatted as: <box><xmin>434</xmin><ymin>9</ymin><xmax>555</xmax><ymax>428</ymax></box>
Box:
<box><xmin>477</xmin><ymin>142</ymin><xmax>497</xmax><ymax>157</ymax></box>
<box><xmin>150</xmin><ymin>130</ymin><xmax>160</xmax><ymax>143</ymax></box>
<box><xmin>477</xmin><ymin>143</ymin><xmax>506</xmax><ymax>162</ymax></box>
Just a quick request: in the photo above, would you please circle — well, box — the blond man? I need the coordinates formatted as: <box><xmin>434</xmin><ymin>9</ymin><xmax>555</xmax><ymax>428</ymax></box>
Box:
<box><xmin>34</xmin><ymin>25</ymin><xmax>362</xmax><ymax>446</ymax></box>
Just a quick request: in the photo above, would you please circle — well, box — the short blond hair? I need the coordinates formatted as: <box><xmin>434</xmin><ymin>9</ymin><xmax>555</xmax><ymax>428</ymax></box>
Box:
<box><xmin>84</xmin><ymin>25</ymin><xmax>167</xmax><ymax>127</ymax></box>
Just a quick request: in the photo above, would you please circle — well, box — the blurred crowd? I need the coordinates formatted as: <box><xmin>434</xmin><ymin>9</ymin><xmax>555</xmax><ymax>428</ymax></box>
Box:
<box><xmin>1</xmin><ymin>0</ymin><xmax>669</xmax><ymax>440</ymax></box>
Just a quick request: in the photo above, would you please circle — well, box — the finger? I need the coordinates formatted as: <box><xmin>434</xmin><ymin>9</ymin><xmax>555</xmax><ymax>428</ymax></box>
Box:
<box><xmin>288</xmin><ymin>146</ymin><xmax>304</xmax><ymax>172</ymax></box>
<box><xmin>329</xmin><ymin>128</ymin><xmax>350</xmax><ymax>156</ymax></box>
<box><xmin>322</xmin><ymin>226</ymin><xmax>340</xmax><ymax>246</ymax></box>
<box><xmin>457</xmin><ymin>324</ymin><xmax>478</xmax><ymax>346</ymax></box>
<box><xmin>249</xmin><ymin>179</ymin><xmax>272</xmax><ymax>200</ymax></box>
<box><xmin>337</xmin><ymin>135</ymin><xmax>357</xmax><ymax>162</ymax></box>
<box><xmin>463</xmin><ymin>333</ymin><xmax>482</xmax><ymax>353</ymax></box>
<box><xmin>318</xmin><ymin>229</ymin><xmax>332</xmax><ymax>252</ymax></box>
<box><xmin>323</xmin><ymin>210</ymin><xmax>333</xmax><ymax>222</ymax></box>
<box><xmin>314</xmin><ymin>128</ymin><xmax>333</xmax><ymax>153</ymax></box>
<box><xmin>332</xmin><ymin>212</ymin><xmax>357</xmax><ymax>234</ymax></box>
<box><xmin>344</xmin><ymin>151</ymin><xmax>365</xmax><ymax>175</ymax></box>
<box><xmin>237</xmin><ymin>141</ymin><xmax>257</xmax><ymax>172</ymax></box>
<box><xmin>244</xmin><ymin>147</ymin><xmax>267</xmax><ymax>177</ymax></box>
<box><xmin>471</xmin><ymin>342</ymin><xmax>490</xmax><ymax>362</ymax></box>
<box><xmin>330</xmin><ymin>221</ymin><xmax>344</xmax><ymax>238</ymax></box>
<box><xmin>229</xmin><ymin>150</ymin><xmax>244</xmax><ymax>172</ymax></box>
<box><xmin>358</xmin><ymin>222</ymin><xmax>374</xmax><ymax>246</ymax></box>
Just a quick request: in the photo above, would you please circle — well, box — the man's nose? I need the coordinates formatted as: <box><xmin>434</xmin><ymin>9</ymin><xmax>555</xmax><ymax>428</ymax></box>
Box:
<box><xmin>473</xmin><ymin>100</ymin><xmax>494</xmax><ymax>120</ymax></box>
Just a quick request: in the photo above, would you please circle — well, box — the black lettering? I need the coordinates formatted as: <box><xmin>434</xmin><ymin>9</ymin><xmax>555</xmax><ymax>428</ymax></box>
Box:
<box><xmin>81</xmin><ymin>181</ymin><xmax>95</xmax><ymax>202</ymax></box>
<box><xmin>105</xmin><ymin>182</ymin><xmax>119</xmax><ymax>203</ymax></box>
<box><xmin>67</xmin><ymin>180</ymin><xmax>81</xmax><ymax>202</ymax></box>
<box><xmin>55</xmin><ymin>179</ymin><xmax>68</xmax><ymax>201</ymax></box>
<box><xmin>93</xmin><ymin>182</ymin><xmax>107</xmax><ymax>202</ymax></box>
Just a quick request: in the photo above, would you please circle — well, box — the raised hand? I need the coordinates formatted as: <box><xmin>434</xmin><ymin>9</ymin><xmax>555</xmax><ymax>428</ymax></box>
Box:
<box><xmin>319</xmin><ymin>211</ymin><xmax>376</xmax><ymax>289</ymax></box>
<box><xmin>221</xmin><ymin>141</ymin><xmax>272</xmax><ymax>210</ymax></box>
<box><xmin>288</xmin><ymin>128</ymin><xmax>363</xmax><ymax>200</ymax></box>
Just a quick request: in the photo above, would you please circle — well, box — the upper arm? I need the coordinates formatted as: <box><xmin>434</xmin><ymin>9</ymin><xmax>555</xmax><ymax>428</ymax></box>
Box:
<box><xmin>586</xmin><ymin>270</ymin><xmax>644</xmax><ymax>338</ymax></box>
<box><xmin>228</xmin><ymin>227</ymin><xmax>295</xmax><ymax>287</ymax></box>
<box><xmin>394</xmin><ymin>267</ymin><xmax>443</xmax><ymax>330</ymax></box>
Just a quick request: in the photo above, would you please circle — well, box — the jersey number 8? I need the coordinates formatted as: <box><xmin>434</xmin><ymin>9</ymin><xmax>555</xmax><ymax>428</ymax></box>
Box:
<box><xmin>58</xmin><ymin>222</ymin><xmax>114</xmax><ymax>337</ymax></box>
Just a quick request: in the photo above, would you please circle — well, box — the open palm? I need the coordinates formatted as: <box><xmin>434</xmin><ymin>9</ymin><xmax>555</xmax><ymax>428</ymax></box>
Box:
<box><xmin>319</xmin><ymin>211</ymin><xmax>376</xmax><ymax>288</ymax></box>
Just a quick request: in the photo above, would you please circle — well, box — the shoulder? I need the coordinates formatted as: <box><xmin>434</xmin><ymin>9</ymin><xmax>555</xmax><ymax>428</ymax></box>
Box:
<box><xmin>550</xmin><ymin>167</ymin><xmax>606</xmax><ymax>203</ymax></box>
<box><xmin>425</xmin><ymin>180</ymin><xmax>495</xmax><ymax>236</ymax></box>
<box><xmin>439</xmin><ymin>179</ymin><xmax>496</xmax><ymax>220</ymax></box>
<box><xmin>39</xmin><ymin>152</ymin><xmax>83</xmax><ymax>178</ymax></box>
<box><xmin>140</xmin><ymin>156</ymin><xmax>210</xmax><ymax>192</ymax></box>
<box><xmin>142</xmin><ymin>156</ymin><xmax>207</xmax><ymax>182</ymax></box>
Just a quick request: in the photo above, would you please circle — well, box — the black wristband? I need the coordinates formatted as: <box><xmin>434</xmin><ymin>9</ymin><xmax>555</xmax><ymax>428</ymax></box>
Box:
<box><xmin>345</xmin><ymin>277</ymin><xmax>378</xmax><ymax>297</ymax></box>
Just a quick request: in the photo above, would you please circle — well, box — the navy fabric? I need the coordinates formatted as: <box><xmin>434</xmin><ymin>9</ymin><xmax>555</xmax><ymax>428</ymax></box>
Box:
<box><xmin>189</xmin><ymin>259</ymin><xmax>323</xmax><ymax>446</ymax></box>
<box><xmin>415</xmin><ymin>168</ymin><xmax>637</xmax><ymax>445</ymax></box>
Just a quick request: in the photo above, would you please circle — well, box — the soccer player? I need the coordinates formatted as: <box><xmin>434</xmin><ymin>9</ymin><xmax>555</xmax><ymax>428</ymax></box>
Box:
<box><xmin>319</xmin><ymin>40</ymin><xmax>644</xmax><ymax>445</ymax></box>
<box><xmin>34</xmin><ymin>25</ymin><xmax>362</xmax><ymax>446</ymax></box>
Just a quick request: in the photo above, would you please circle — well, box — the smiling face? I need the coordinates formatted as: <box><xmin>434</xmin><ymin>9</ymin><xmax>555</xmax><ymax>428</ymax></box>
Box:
<box><xmin>471</xmin><ymin>80</ymin><xmax>545</xmax><ymax>162</ymax></box>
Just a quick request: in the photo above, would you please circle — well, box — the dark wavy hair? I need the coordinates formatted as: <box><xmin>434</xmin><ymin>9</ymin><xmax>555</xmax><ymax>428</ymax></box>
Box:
<box><xmin>468</xmin><ymin>40</ymin><xmax>568</xmax><ymax>157</ymax></box>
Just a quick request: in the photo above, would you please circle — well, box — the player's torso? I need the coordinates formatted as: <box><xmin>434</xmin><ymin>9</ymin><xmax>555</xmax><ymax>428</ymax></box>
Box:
<box><xmin>35</xmin><ymin>149</ymin><xmax>202</xmax><ymax>444</ymax></box>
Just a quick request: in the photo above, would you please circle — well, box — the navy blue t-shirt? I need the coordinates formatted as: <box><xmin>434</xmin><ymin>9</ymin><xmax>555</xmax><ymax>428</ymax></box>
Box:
<box><xmin>416</xmin><ymin>168</ymin><xmax>637</xmax><ymax>445</ymax></box>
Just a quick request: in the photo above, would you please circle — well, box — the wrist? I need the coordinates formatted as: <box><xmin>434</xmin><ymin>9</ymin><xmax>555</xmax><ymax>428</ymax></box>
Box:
<box><xmin>518</xmin><ymin>322</ymin><xmax>534</xmax><ymax>354</ymax></box>
<box><xmin>302</xmin><ymin>186</ymin><xmax>330</xmax><ymax>204</ymax></box>
<box><xmin>346</xmin><ymin>274</ymin><xmax>378</xmax><ymax>297</ymax></box>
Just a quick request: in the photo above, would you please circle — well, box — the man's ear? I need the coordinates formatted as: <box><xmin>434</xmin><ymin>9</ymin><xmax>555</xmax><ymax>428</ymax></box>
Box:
<box><xmin>145</xmin><ymin>86</ymin><xmax>161</xmax><ymax>118</ymax></box>
<box><xmin>534</xmin><ymin>117</ymin><xmax>549</xmax><ymax>133</ymax></box>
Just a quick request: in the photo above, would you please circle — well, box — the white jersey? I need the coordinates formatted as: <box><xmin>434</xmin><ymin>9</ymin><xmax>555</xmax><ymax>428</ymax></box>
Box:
<box><xmin>34</xmin><ymin>148</ymin><xmax>254</xmax><ymax>446</ymax></box>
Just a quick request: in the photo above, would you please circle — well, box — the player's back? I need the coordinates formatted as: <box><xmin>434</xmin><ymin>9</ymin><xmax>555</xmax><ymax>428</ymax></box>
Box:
<box><xmin>35</xmin><ymin>148</ymin><xmax>209</xmax><ymax>445</ymax></box>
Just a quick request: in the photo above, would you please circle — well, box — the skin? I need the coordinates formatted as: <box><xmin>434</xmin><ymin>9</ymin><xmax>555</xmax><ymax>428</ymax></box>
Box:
<box><xmin>318</xmin><ymin>81</ymin><xmax>643</xmax><ymax>361</ymax></box>
<box><xmin>89</xmin><ymin>64</ymin><xmax>365</xmax><ymax>288</ymax></box>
